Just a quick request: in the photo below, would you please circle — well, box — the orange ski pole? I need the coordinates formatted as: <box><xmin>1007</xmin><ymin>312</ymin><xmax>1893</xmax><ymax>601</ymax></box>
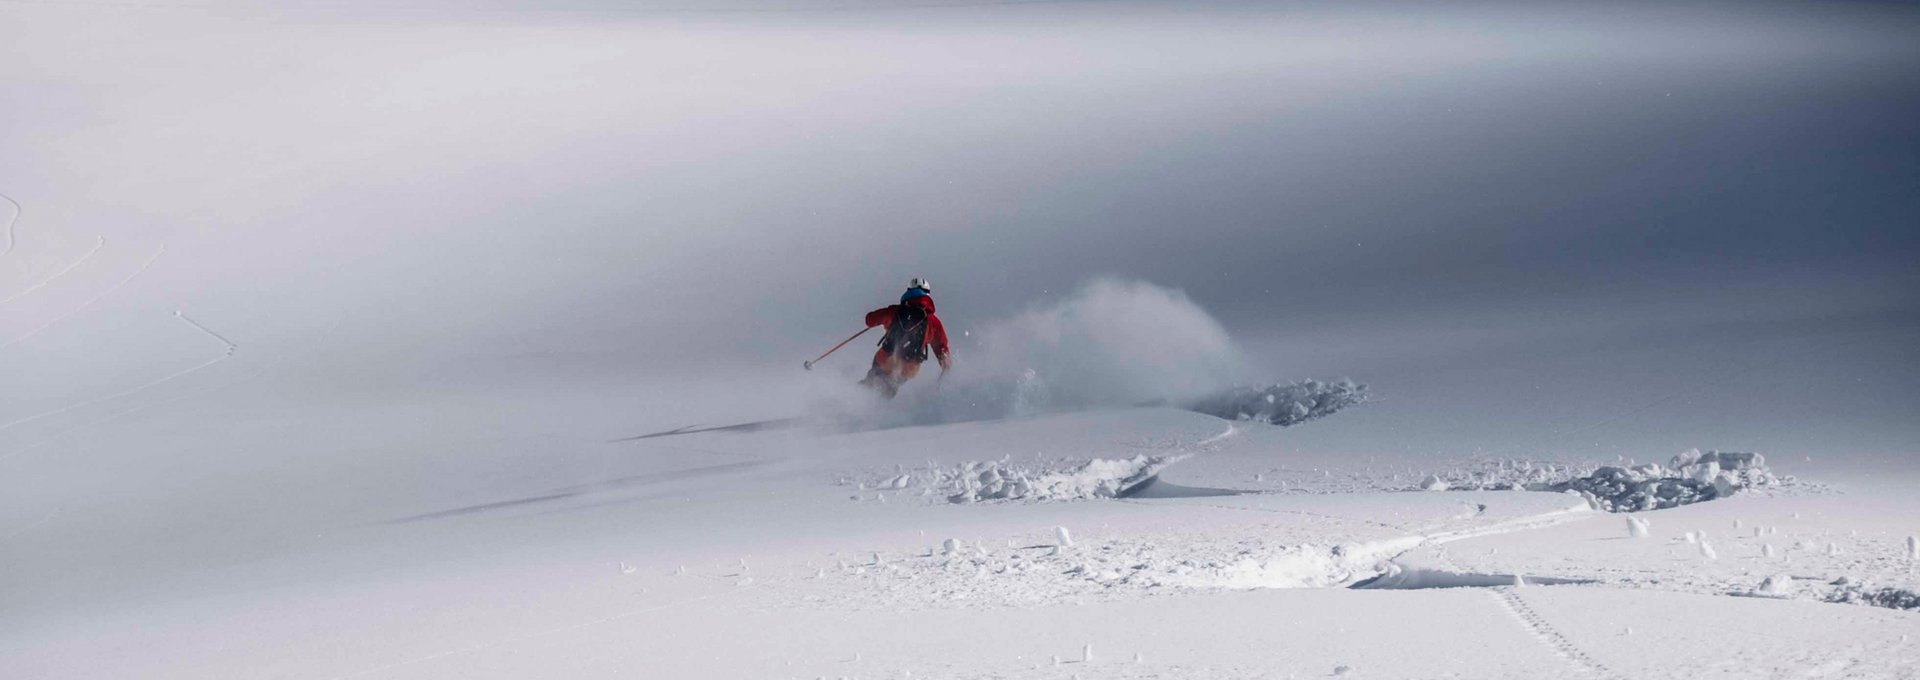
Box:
<box><xmin>803</xmin><ymin>327</ymin><xmax>873</xmax><ymax>370</ymax></box>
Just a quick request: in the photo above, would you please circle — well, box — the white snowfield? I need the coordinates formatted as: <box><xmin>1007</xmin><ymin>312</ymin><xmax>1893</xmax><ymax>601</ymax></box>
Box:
<box><xmin>5</xmin><ymin>0</ymin><xmax>1919</xmax><ymax>676</ymax></box>
<box><xmin>5</xmin><ymin>407</ymin><xmax>1915</xmax><ymax>679</ymax></box>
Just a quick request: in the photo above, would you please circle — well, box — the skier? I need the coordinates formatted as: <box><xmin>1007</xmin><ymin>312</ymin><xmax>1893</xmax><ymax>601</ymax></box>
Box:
<box><xmin>859</xmin><ymin>278</ymin><xmax>952</xmax><ymax>398</ymax></box>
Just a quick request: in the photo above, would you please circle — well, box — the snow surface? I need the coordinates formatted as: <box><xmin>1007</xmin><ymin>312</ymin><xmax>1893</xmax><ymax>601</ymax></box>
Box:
<box><xmin>6</xmin><ymin>407</ymin><xmax>1918</xmax><ymax>679</ymax></box>
<box><xmin>864</xmin><ymin>453</ymin><xmax>1191</xmax><ymax>503</ymax></box>
<box><xmin>6</xmin><ymin>3</ymin><xmax>1920</xmax><ymax>679</ymax></box>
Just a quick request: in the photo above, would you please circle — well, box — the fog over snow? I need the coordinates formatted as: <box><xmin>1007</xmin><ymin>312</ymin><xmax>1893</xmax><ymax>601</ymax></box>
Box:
<box><xmin>3</xmin><ymin>1</ymin><xmax>1918</xmax><ymax>678</ymax></box>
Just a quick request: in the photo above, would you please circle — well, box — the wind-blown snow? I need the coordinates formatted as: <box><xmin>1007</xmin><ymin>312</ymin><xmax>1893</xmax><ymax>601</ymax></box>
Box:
<box><xmin>816</xmin><ymin>281</ymin><xmax>1371</xmax><ymax>436</ymax></box>
<box><xmin>837</xmin><ymin>279</ymin><xmax>1250</xmax><ymax>427</ymax></box>
<box><xmin>970</xmin><ymin>279</ymin><xmax>1241</xmax><ymax>408</ymax></box>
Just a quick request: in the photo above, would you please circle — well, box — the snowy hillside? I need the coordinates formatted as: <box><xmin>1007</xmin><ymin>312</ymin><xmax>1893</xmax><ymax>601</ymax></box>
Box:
<box><xmin>8</xmin><ymin>407</ymin><xmax>1918</xmax><ymax>678</ymax></box>
<box><xmin>5</xmin><ymin>0</ymin><xmax>1919</xmax><ymax>678</ymax></box>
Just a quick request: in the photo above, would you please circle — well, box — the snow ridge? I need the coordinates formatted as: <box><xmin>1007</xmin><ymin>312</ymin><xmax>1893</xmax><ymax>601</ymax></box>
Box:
<box><xmin>0</xmin><ymin>192</ymin><xmax>19</xmax><ymax>259</ymax></box>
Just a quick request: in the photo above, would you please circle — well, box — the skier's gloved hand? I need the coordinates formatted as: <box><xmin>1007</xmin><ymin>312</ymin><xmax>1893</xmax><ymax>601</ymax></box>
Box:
<box><xmin>937</xmin><ymin>354</ymin><xmax>952</xmax><ymax>373</ymax></box>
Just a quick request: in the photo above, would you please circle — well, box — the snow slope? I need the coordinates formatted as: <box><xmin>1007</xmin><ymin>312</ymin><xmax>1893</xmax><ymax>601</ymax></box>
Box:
<box><xmin>6</xmin><ymin>407</ymin><xmax>1916</xmax><ymax>679</ymax></box>
<box><xmin>5</xmin><ymin>2</ymin><xmax>1919</xmax><ymax>678</ymax></box>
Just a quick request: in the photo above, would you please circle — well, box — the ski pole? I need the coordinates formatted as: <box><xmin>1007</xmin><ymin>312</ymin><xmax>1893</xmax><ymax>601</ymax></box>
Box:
<box><xmin>803</xmin><ymin>327</ymin><xmax>873</xmax><ymax>370</ymax></box>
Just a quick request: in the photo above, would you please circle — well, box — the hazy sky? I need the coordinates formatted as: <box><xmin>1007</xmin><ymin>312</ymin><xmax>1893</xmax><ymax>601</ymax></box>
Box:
<box><xmin>3</xmin><ymin>0</ymin><xmax>1916</xmax><ymax>421</ymax></box>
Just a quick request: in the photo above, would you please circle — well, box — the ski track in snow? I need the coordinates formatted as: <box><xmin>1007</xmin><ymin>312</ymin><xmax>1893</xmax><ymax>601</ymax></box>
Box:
<box><xmin>377</xmin><ymin>459</ymin><xmax>773</xmax><ymax>525</ymax></box>
<box><xmin>0</xmin><ymin>243</ymin><xmax>165</xmax><ymax>350</ymax></box>
<box><xmin>2</xmin><ymin>356</ymin><xmax>257</xmax><ymax>460</ymax></box>
<box><xmin>1120</xmin><ymin>496</ymin><xmax>1593</xmax><ymax>573</ymax></box>
<box><xmin>1120</xmin><ymin>497</ymin><xmax>1416</xmax><ymax>534</ymax></box>
<box><xmin>0</xmin><ymin>234</ymin><xmax>104</xmax><ymax>306</ymax></box>
<box><xmin>1491</xmin><ymin>588</ymin><xmax>1617</xmax><ymax>679</ymax></box>
<box><xmin>0</xmin><ymin>193</ymin><xmax>18</xmax><ymax>260</ymax></box>
<box><xmin>174</xmin><ymin>309</ymin><xmax>238</xmax><ymax>354</ymax></box>
<box><xmin>0</xmin><ymin>305</ymin><xmax>232</xmax><ymax>437</ymax></box>
<box><xmin>827</xmin><ymin>416</ymin><xmax>1607</xmax><ymax>609</ymax></box>
<box><xmin>4</xmin><ymin>313</ymin><xmax>344</xmax><ymax>459</ymax></box>
<box><xmin>1424</xmin><ymin>505</ymin><xmax>1594</xmax><ymax>545</ymax></box>
<box><xmin>1195</xmin><ymin>421</ymin><xmax>1237</xmax><ymax>447</ymax></box>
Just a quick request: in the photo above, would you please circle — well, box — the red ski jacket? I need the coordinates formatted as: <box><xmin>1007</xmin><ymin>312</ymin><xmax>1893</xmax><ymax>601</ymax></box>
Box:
<box><xmin>865</xmin><ymin>295</ymin><xmax>950</xmax><ymax>363</ymax></box>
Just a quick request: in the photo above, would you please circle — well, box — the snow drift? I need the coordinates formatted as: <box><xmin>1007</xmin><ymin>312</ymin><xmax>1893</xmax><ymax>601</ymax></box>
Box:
<box><xmin>1556</xmin><ymin>450</ymin><xmax>1784</xmax><ymax>512</ymax></box>
<box><xmin>1825</xmin><ymin>582</ymin><xmax>1920</xmax><ymax>612</ymax></box>
<box><xmin>1182</xmin><ymin>379</ymin><xmax>1370</xmax><ymax>426</ymax></box>
<box><xmin>857</xmin><ymin>454</ymin><xmax>1189</xmax><ymax>503</ymax></box>
<box><xmin>1420</xmin><ymin>449</ymin><xmax>1787</xmax><ymax>512</ymax></box>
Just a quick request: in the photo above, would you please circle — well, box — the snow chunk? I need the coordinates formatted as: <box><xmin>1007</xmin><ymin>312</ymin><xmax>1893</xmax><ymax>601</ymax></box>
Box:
<box><xmin>1494</xmin><ymin>450</ymin><xmax>1782</xmax><ymax>513</ymax></box>
<box><xmin>1825</xmin><ymin>583</ymin><xmax>1920</xmax><ymax>611</ymax></box>
<box><xmin>1183</xmin><ymin>379</ymin><xmax>1370</xmax><ymax>426</ymax></box>
<box><xmin>1416</xmin><ymin>449</ymin><xmax>1792</xmax><ymax>513</ymax></box>
<box><xmin>856</xmin><ymin>454</ymin><xmax>1190</xmax><ymax>504</ymax></box>
<box><xmin>1755</xmin><ymin>574</ymin><xmax>1795</xmax><ymax>598</ymax></box>
<box><xmin>1561</xmin><ymin>462</ymin><xmax>1737</xmax><ymax>513</ymax></box>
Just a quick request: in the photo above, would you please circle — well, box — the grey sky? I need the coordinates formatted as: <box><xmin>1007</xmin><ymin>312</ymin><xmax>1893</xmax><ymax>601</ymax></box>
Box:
<box><xmin>2</xmin><ymin>0</ymin><xmax>1915</xmax><ymax>403</ymax></box>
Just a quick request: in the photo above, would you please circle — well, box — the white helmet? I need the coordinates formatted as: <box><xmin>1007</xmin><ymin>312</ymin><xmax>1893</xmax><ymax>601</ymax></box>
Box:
<box><xmin>907</xmin><ymin>277</ymin><xmax>932</xmax><ymax>292</ymax></box>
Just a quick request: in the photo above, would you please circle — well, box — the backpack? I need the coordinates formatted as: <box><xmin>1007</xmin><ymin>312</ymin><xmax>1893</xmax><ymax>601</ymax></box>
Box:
<box><xmin>878</xmin><ymin>303</ymin><xmax>930</xmax><ymax>362</ymax></box>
